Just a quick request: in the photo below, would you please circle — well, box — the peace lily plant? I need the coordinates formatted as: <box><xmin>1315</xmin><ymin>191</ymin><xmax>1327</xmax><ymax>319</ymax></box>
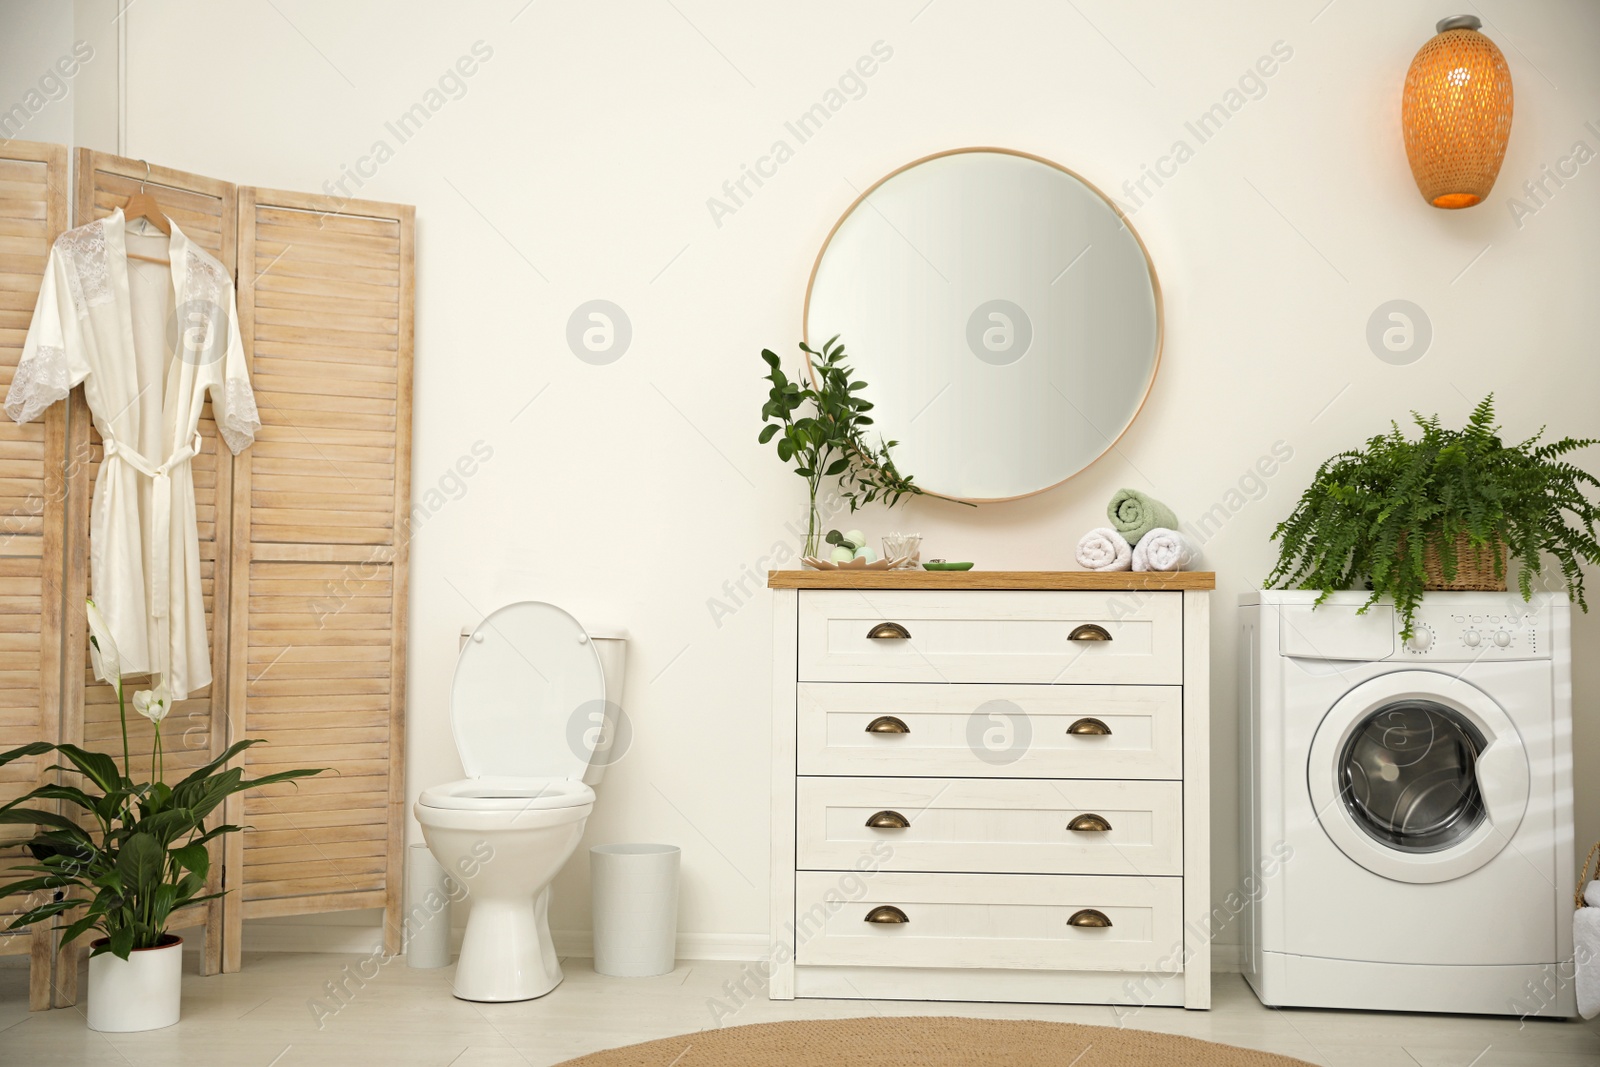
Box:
<box><xmin>0</xmin><ymin>599</ymin><xmax>322</xmax><ymax>1026</ymax></box>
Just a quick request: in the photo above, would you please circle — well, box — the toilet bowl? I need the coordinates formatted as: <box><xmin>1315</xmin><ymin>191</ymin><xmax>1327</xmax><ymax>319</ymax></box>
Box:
<box><xmin>414</xmin><ymin>602</ymin><xmax>628</xmax><ymax>1002</ymax></box>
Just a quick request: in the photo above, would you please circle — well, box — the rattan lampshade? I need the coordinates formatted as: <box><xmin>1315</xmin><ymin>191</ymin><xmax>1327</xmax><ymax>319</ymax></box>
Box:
<box><xmin>1401</xmin><ymin>15</ymin><xmax>1513</xmax><ymax>209</ymax></box>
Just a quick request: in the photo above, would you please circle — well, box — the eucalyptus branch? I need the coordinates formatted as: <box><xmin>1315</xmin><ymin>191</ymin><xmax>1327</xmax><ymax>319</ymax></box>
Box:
<box><xmin>758</xmin><ymin>335</ymin><xmax>933</xmax><ymax>560</ymax></box>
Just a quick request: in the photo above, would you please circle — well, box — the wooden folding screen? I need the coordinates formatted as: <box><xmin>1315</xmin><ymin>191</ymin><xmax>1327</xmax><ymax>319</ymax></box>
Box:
<box><xmin>223</xmin><ymin>188</ymin><xmax>413</xmax><ymax>970</ymax></box>
<box><xmin>0</xmin><ymin>140</ymin><xmax>69</xmax><ymax>1011</ymax></box>
<box><xmin>0</xmin><ymin>144</ymin><xmax>413</xmax><ymax>1000</ymax></box>
<box><xmin>57</xmin><ymin>151</ymin><xmax>238</xmax><ymax>998</ymax></box>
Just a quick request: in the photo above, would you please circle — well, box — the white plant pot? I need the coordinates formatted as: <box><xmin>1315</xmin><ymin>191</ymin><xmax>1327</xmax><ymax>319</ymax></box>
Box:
<box><xmin>86</xmin><ymin>935</ymin><xmax>182</xmax><ymax>1032</ymax></box>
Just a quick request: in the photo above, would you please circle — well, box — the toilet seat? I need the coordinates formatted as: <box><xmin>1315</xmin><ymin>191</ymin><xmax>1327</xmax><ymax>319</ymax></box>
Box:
<box><xmin>418</xmin><ymin>776</ymin><xmax>595</xmax><ymax>812</ymax></box>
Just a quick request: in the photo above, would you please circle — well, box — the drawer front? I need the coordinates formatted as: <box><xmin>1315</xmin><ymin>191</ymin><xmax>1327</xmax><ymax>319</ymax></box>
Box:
<box><xmin>797</xmin><ymin>778</ymin><xmax>1182</xmax><ymax>876</ymax></box>
<box><xmin>797</xmin><ymin>590</ymin><xmax>1182</xmax><ymax>684</ymax></box>
<box><xmin>793</xmin><ymin>871</ymin><xmax>1183</xmax><ymax>973</ymax></box>
<box><xmin>798</xmin><ymin>683</ymin><xmax>1182</xmax><ymax>779</ymax></box>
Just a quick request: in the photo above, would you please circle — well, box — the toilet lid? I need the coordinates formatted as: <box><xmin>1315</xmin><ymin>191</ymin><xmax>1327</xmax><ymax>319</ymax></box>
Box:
<box><xmin>451</xmin><ymin>601</ymin><xmax>606</xmax><ymax>779</ymax></box>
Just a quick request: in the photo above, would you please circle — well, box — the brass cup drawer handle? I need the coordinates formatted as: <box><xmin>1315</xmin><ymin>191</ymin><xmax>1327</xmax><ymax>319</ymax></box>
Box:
<box><xmin>1068</xmin><ymin>623</ymin><xmax>1113</xmax><ymax>642</ymax></box>
<box><xmin>864</xmin><ymin>905</ymin><xmax>910</xmax><ymax>925</ymax></box>
<box><xmin>1067</xmin><ymin>813</ymin><xmax>1113</xmax><ymax>833</ymax></box>
<box><xmin>1067</xmin><ymin>908</ymin><xmax>1113</xmax><ymax>929</ymax></box>
<box><xmin>1067</xmin><ymin>717</ymin><xmax>1112</xmax><ymax>736</ymax></box>
<box><xmin>867</xmin><ymin>622</ymin><xmax>912</xmax><ymax>640</ymax></box>
<box><xmin>865</xmin><ymin>810</ymin><xmax>910</xmax><ymax>829</ymax></box>
<box><xmin>865</xmin><ymin>715</ymin><xmax>911</xmax><ymax>735</ymax></box>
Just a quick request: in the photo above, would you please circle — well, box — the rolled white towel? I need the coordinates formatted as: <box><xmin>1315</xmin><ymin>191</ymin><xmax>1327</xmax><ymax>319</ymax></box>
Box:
<box><xmin>1132</xmin><ymin>528</ymin><xmax>1195</xmax><ymax>572</ymax></box>
<box><xmin>1588</xmin><ymin>881</ymin><xmax>1600</xmax><ymax>908</ymax></box>
<box><xmin>1076</xmin><ymin>527</ymin><xmax>1132</xmax><ymax>571</ymax></box>
<box><xmin>1578</xmin><ymin>905</ymin><xmax>1600</xmax><ymax>1019</ymax></box>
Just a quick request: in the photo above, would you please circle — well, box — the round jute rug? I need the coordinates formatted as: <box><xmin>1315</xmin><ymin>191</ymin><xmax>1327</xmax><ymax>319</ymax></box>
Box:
<box><xmin>554</xmin><ymin>1016</ymin><xmax>1315</xmax><ymax>1066</ymax></box>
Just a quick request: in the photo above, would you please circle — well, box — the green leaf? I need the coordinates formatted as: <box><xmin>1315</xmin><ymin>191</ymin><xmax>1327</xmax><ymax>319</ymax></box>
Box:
<box><xmin>17</xmin><ymin>784</ymin><xmax>100</xmax><ymax>812</ymax></box>
<box><xmin>0</xmin><ymin>742</ymin><xmax>54</xmax><ymax>769</ymax></box>
<box><xmin>238</xmin><ymin>769</ymin><xmax>323</xmax><ymax>792</ymax></box>
<box><xmin>7</xmin><ymin>899</ymin><xmax>82</xmax><ymax>930</ymax></box>
<box><xmin>56</xmin><ymin>911</ymin><xmax>103</xmax><ymax>949</ymax></box>
<box><xmin>0</xmin><ymin>808</ymin><xmax>93</xmax><ymax>840</ymax></box>
<box><xmin>26</xmin><ymin>834</ymin><xmax>97</xmax><ymax>868</ymax></box>
<box><xmin>95</xmin><ymin>789</ymin><xmax>138</xmax><ymax>828</ymax></box>
<box><xmin>150</xmin><ymin>883</ymin><xmax>178</xmax><ymax>928</ymax></box>
<box><xmin>0</xmin><ymin>874</ymin><xmax>77</xmax><ymax>899</ymax></box>
<box><xmin>169</xmin><ymin>739</ymin><xmax>262</xmax><ymax>793</ymax></box>
<box><xmin>51</xmin><ymin>745</ymin><xmax>122</xmax><ymax>793</ymax></box>
<box><xmin>174</xmin><ymin>871</ymin><xmax>203</xmax><ymax>901</ymax></box>
<box><xmin>758</xmin><ymin>424</ymin><xmax>778</xmax><ymax>444</ymax></box>
<box><xmin>171</xmin><ymin>842</ymin><xmax>209</xmax><ymax>881</ymax></box>
<box><xmin>186</xmin><ymin>823</ymin><xmax>243</xmax><ymax>849</ymax></box>
<box><xmin>116</xmin><ymin>833</ymin><xmax>164</xmax><ymax>901</ymax></box>
<box><xmin>142</xmin><ymin>807</ymin><xmax>200</xmax><ymax>846</ymax></box>
<box><xmin>173</xmin><ymin>767</ymin><xmax>242</xmax><ymax>820</ymax></box>
<box><xmin>102</xmin><ymin>924</ymin><xmax>134</xmax><ymax>960</ymax></box>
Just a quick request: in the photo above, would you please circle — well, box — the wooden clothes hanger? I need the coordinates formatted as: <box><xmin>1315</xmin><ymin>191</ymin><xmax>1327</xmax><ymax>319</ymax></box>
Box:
<box><xmin>122</xmin><ymin>160</ymin><xmax>172</xmax><ymax>265</ymax></box>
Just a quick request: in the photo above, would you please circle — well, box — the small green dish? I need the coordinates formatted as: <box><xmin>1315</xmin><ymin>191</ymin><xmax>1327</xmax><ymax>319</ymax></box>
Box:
<box><xmin>922</xmin><ymin>561</ymin><xmax>974</xmax><ymax>571</ymax></box>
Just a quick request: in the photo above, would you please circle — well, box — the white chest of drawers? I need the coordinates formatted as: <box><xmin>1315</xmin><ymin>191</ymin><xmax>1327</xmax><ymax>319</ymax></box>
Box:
<box><xmin>768</xmin><ymin>570</ymin><xmax>1214</xmax><ymax>1009</ymax></box>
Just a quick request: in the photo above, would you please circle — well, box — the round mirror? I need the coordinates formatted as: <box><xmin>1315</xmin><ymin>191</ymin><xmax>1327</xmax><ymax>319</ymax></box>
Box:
<box><xmin>804</xmin><ymin>148</ymin><xmax>1162</xmax><ymax>502</ymax></box>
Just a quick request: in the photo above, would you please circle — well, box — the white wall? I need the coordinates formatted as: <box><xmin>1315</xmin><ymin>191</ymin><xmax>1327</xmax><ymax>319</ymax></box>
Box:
<box><xmin>0</xmin><ymin>0</ymin><xmax>78</xmax><ymax>147</ymax></box>
<box><xmin>28</xmin><ymin>0</ymin><xmax>1600</xmax><ymax>958</ymax></box>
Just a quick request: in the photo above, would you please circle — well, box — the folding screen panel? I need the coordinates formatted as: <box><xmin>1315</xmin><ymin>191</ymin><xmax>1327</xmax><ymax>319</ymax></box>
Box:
<box><xmin>60</xmin><ymin>150</ymin><xmax>238</xmax><ymax>996</ymax></box>
<box><xmin>0</xmin><ymin>139</ymin><xmax>68</xmax><ymax>1011</ymax></box>
<box><xmin>224</xmin><ymin>188</ymin><xmax>414</xmax><ymax>970</ymax></box>
<box><xmin>0</xmin><ymin>143</ymin><xmax>413</xmax><ymax>1000</ymax></box>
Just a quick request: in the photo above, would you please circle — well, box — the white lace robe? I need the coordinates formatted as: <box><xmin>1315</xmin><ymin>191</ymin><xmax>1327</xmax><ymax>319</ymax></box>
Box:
<box><xmin>6</xmin><ymin>209</ymin><xmax>260</xmax><ymax>699</ymax></box>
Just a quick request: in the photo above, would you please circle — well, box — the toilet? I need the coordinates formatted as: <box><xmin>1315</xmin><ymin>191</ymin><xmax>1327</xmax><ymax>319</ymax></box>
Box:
<box><xmin>414</xmin><ymin>601</ymin><xmax>628</xmax><ymax>1002</ymax></box>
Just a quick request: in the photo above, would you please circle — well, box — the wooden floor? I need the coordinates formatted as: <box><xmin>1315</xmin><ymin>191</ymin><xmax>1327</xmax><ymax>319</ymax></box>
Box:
<box><xmin>1</xmin><ymin>951</ymin><xmax>1597</xmax><ymax>1066</ymax></box>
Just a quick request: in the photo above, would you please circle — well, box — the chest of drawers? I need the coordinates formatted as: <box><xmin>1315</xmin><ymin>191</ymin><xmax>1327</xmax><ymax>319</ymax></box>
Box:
<box><xmin>768</xmin><ymin>570</ymin><xmax>1214</xmax><ymax>1009</ymax></box>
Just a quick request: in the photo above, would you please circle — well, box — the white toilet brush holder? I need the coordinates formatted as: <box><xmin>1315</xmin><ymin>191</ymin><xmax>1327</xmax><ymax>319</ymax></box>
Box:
<box><xmin>406</xmin><ymin>843</ymin><xmax>453</xmax><ymax>969</ymax></box>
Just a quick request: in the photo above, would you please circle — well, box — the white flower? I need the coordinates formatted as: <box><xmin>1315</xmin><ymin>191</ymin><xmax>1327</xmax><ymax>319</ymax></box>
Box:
<box><xmin>85</xmin><ymin>598</ymin><xmax>120</xmax><ymax>691</ymax></box>
<box><xmin>132</xmin><ymin>683</ymin><xmax>171</xmax><ymax>725</ymax></box>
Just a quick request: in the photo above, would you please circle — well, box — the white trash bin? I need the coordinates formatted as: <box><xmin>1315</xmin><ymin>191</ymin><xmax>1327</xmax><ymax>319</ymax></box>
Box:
<box><xmin>590</xmin><ymin>844</ymin><xmax>680</xmax><ymax>977</ymax></box>
<box><xmin>406</xmin><ymin>843</ymin><xmax>453</xmax><ymax>969</ymax></box>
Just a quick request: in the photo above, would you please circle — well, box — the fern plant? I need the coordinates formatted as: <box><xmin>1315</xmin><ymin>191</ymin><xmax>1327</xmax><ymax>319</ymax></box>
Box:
<box><xmin>1266</xmin><ymin>395</ymin><xmax>1600</xmax><ymax>637</ymax></box>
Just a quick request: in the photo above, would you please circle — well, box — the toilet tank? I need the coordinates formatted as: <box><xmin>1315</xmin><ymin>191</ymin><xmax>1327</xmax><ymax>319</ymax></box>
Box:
<box><xmin>583</xmin><ymin>626</ymin><xmax>629</xmax><ymax>787</ymax></box>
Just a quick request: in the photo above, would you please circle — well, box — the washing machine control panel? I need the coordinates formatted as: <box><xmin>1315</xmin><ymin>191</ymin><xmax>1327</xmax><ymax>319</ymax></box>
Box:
<box><xmin>1401</xmin><ymin>602</ymin><xmax>1548</xmax><ymax>660</ymax></box>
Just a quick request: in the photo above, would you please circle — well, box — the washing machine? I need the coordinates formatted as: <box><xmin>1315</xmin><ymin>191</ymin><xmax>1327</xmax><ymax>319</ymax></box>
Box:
<box><xmin>1239</xmin><ymin>590</ymin><xmax>1575</xmax><ymax>1017</ymax></box>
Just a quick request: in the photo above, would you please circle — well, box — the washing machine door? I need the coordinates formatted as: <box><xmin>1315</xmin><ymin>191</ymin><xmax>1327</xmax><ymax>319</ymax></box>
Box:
<box><xmin>1307</xmin><ymin>670</ymin><xmax>1529</xmax><ymax>884</ymax></box>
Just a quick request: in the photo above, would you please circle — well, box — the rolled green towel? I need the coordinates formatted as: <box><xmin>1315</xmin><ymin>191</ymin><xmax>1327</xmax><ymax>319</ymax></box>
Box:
<box><xmin>1107</xmin><ymin>488</ymin><xmax>1179</xmax><ymax>545</ymax></box>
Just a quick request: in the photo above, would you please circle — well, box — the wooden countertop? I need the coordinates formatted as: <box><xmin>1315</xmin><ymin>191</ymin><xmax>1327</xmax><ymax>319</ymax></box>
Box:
<box><xmin>766</xmin><ymin>570</ymin><xmax>1216</xmax><ymax>591</ymax></box>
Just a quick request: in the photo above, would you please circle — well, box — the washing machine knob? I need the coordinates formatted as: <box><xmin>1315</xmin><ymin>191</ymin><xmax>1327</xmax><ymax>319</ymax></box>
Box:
<box><xmin>1493</xmin><ymin>630</ymin><xmax>1512</xmax><ymax>648</ymax></box>
<box><xmin>1405</xmin><ymin>629</ymin><xmax>1433</xmax><ymax>652</ymax></box>
<box><xmin>1463</xmin><ymin>630</ymin><xmax>1482</xmax><ymax>648</ymax></box>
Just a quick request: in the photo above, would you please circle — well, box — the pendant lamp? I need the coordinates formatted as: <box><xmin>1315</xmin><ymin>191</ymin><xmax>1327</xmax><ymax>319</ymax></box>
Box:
<box><xmin>1401</xmin><ymin>15</ymin><xmax>1513</xmax><ymax>209</ymax></box>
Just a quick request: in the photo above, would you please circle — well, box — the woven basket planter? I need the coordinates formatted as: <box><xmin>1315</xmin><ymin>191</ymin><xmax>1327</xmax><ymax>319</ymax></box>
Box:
<box><xmin>1420</xmin><ymin>531</ymin><xmax>1507</xmax><ymax>591</ymax></box>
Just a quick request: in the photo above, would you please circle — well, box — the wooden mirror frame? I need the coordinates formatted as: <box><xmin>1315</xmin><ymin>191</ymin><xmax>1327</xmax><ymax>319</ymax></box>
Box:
<box><xmin>802</xmin><ymin>146</ymin><xmax>1164</xmax><ymax>504</ymax></box>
